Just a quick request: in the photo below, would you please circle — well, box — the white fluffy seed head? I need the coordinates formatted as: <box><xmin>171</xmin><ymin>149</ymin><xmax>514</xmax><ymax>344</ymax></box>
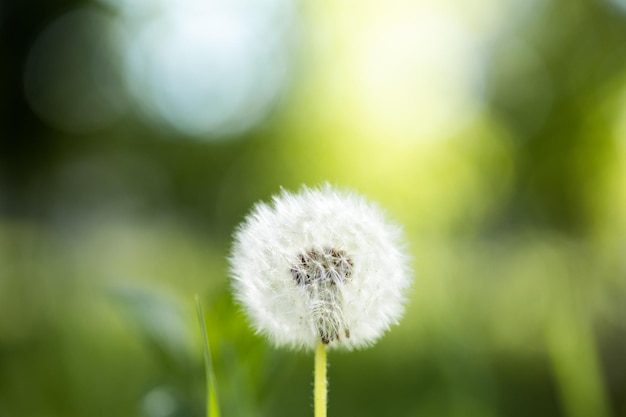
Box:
<box><xmin>229</xmin><ymin>184</ymin><xmax>412</xmax><ymax>351</ymax></box>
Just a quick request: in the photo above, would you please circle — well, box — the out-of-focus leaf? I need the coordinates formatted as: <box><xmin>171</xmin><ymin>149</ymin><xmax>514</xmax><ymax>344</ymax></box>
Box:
<box><xmin>108</xmin><ymin>286</ymin><xmax>194</xmax><ymax>365</ymax></box>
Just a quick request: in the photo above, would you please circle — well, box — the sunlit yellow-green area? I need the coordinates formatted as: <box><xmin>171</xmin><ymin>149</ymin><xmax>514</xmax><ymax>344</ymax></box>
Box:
<box><xmin>2</xmin><ymin>0</ymin><xmax>626</xmax><ymax>416</ymax></box>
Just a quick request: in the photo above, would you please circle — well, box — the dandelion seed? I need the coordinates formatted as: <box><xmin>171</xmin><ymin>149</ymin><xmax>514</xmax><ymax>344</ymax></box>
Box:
<box><xmin>229</xmin><ymin>184</ymin><xmax>412</xmax><ymax>351</ymax></box>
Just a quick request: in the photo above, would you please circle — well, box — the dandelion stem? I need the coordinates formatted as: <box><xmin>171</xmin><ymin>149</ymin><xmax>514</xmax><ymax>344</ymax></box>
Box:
<box><xmin>314</xmin><ymin>341</ymin><xmax>327</xmax><ymax>417</ymax></box>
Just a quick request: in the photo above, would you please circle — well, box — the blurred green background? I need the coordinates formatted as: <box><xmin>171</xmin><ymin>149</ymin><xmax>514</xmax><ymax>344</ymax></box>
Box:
<box><xmin>2</xmin><ymin>0</ymin><xmax>626</xmax><ymax>416</ymax></box>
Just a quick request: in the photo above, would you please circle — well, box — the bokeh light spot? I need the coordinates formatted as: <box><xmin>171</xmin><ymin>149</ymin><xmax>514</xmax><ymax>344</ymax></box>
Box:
<box><xmin>119</xmin><ymin>0</ymin><xmax>294</xmax><ymax>139</ymax></box>
<box><xmin>142</xmin><ymin>386</ymin><xmax>178</xmax><ymax>417</ymax></box>
<box><xmin>24</xmin><ymin>7</ymin><xmax>127</xmax><ymax>134</ymax></box>
<box><xmin>355</xmin><ymin>10</ymin><xmax>485</xmax><ymax>141</ymax></box>
<box><xmin>604</xmin><ymin>0</ymin><xmax>626</xmax><ymax>14</ymax></box>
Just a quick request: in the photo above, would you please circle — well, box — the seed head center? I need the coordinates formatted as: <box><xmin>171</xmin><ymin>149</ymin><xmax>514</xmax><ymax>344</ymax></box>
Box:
<box><xmin>290</xmin><ymin>247</ymin><xmax>354</xmax><ymax>344</ymax></box>
<box><xmin>291</xmin><ymin>248</ymin><xmax>353</xmax><ymax>287</ymax></box>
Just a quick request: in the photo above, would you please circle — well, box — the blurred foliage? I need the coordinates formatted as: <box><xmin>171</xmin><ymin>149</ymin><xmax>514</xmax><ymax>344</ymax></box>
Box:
<box><xmin>2</xmin><ymin>0</ymin><xmax>626</xmax><ymax>416</ymax></box>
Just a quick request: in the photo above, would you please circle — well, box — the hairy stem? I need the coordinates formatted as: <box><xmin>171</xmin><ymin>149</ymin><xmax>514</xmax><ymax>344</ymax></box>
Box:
<box><xmin>314</xmin><ymin>341</ymin><xmax>327</xmax><ymax>417</ymax></box>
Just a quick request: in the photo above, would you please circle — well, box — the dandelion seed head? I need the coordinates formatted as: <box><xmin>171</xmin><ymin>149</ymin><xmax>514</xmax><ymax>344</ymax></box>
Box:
<box><xmin>229</xmin><ymin>184</ymin><xmax>412</xmax><ymax>351</ymax></box>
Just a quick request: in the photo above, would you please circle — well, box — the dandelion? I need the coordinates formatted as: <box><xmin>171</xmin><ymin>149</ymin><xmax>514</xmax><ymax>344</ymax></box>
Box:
<box><xmin>229</xmin><ymin>184</ymin><xmax>412</xmax><ymax>416</ymax></box>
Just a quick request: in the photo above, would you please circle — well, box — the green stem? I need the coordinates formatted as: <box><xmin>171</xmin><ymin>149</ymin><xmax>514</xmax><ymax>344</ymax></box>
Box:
<box><xmin>194</xmin><ymin>295</ymin><xmax>221</xmax><ymax>417</ymax></box>
<box><xmin>315</xmin><ymin>341</ymin><xmax>327</xmax><ymax>417</ymax></box>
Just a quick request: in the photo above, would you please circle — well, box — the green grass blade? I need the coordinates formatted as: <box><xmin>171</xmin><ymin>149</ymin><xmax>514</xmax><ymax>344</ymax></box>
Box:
<box><xmin>195</xmin><ymin>295</ymin><xmax>221</xmax><ymax>417</ymax></box>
